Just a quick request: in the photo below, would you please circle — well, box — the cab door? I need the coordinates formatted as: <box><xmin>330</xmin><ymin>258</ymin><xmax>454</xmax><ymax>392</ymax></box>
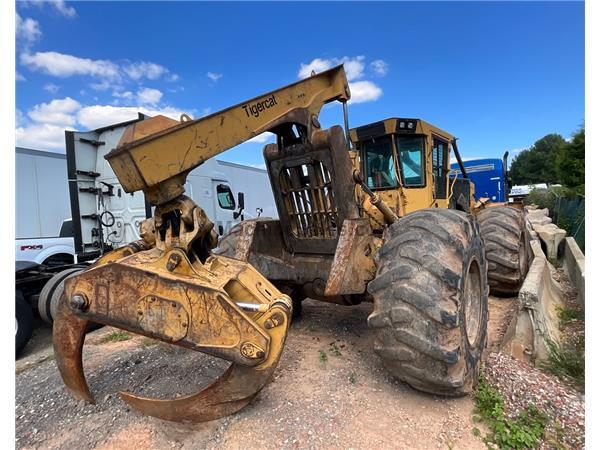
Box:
<box><xmin>432</xmin><ymin>137</ymin><xmax>449</xmax><ymax>201</ymax></box>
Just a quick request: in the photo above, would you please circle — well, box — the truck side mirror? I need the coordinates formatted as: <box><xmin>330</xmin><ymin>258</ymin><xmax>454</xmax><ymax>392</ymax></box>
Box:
<box><xmin>233</xmin><ymin>192</ymin><xmax>245</xmax><ymax>220</ymax></box>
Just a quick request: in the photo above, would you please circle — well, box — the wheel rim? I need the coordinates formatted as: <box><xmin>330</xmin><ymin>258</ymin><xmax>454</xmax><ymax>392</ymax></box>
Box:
<box><xmin>464</xmin><ymin>257</ymin><xmax>483</xmax><ymax>347</ymax></box>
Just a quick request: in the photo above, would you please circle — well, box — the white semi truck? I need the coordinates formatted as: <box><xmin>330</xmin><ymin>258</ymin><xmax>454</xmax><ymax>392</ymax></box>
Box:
<box><xmin>16</xmin><ymin>113</ymin><xmax>277</xmax><ymax>355</ymax></box>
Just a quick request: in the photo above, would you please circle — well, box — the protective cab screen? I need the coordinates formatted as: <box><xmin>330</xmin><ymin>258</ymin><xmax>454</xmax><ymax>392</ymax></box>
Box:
<box><xmin>363</xmin><ymin>136</ymin><xmax>398</xmax><ymax>189</ymax></box>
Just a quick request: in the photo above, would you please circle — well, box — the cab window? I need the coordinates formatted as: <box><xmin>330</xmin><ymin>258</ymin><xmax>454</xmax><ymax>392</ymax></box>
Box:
<box><xmin>216</xmin><ymin>184</ymin><xmax>236</xmax><ymax>210</ymax></box>
<box><xmin>362</xmin><ymin>136</ymin><xmax>398</xmax><ymax>189</ymax></box>
<box><xmin>395</xmin><ymin>136</ymin><xmax>425</xmax><ymax>187</ymax></box>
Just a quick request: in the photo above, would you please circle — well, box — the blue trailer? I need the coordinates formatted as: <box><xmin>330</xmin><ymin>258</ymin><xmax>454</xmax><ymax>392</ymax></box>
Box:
<box><xmin>450</xmin><ymin>153</ymin><xmax>509</xmax><ymax>202</ymax></box>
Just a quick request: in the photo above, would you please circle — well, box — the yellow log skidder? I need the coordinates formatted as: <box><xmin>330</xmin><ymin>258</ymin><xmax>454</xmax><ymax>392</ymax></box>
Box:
<box><xmin>54</xmin><ymin>66</ymin><xmax>529</xmax><ymax>422</ymax></box>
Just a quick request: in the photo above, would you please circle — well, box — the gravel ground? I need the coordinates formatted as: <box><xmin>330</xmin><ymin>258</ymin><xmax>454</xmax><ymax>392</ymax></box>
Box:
<box><xmin>17</xmin><ymin>299</ymin><xmax>501</xmax><ymax>450</ymax></box>
<box><xmin>484</xmin><ymin>352</ymin><xmax>584</xmax><ymax>449</ymax></box>
<box><xmin>16</xmin><ymin>294</ymin><xmax>583</xmax><ymax>449</ymax></box>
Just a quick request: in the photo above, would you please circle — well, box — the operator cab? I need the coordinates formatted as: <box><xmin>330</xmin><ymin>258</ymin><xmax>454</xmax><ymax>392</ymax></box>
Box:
<box><xmin>349</xmin><ymin>118</ymin><xmax>472</xmax><ymax>216</ymax></box>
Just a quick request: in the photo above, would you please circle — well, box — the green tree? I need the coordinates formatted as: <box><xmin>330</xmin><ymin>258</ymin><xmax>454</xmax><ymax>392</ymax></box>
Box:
<box><xmin>556</xmin><ymin>127</ymin><xmax>584</xmax><ymax>190</ymax></box>
<box><xmin>509</xmin><ymin>134</ymin><xmax>566</xmax><ymax>185</ymax></box>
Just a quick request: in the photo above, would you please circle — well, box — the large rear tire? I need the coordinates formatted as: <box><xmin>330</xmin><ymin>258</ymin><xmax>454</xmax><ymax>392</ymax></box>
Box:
<box><xmin>367</xmin><ymin>209</ymin><xmax>488</xmax><ymax>396</ymax></box>
<box><xmin>477</xmin><ymin>206</ymin><xmax>529</xmax><ymax>297</ymax></box>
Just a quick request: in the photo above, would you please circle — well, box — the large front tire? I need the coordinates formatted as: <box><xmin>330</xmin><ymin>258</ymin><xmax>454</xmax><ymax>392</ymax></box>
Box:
<box><xmin>367</xmin><ymin>209</ymin><xmax>488</xmax><ymax>396</ymax></box>
<box><xmin>477</xmin><ymin>206</ymin><xmax>529</xmax><ymax>297</ymax></box>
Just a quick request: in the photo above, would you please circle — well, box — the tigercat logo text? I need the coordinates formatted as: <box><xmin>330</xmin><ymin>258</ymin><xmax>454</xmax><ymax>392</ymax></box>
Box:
<box><xmin>242</xmin><ymin>94</ymin><xmax>278</xmax><ymax>118</ymax></box>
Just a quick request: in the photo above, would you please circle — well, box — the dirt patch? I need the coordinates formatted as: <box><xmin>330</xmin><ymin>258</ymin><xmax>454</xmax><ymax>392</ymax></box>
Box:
<box><xmin>16</xmin><ymin>300</ymin><xmax>495</xmax><ymax>449</ymax></box>
<box><xmin>486</xmin><ymin>296</ymin><xmax>519</xmax><ymax>355</ymax></box>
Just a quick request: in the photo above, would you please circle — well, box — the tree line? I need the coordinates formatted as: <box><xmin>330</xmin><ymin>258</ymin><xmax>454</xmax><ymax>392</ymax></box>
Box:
<box><xmin>509</xmin><ymin>126</ymin><xmax>584</xmax><ymax>193</ymax></box>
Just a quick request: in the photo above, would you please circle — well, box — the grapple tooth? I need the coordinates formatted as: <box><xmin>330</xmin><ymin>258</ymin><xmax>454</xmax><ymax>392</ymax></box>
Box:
<box><xmin>118</xmin><ymin>306</ymin><xmax>289</xmax><ymax>423</ymax></box>
<box><xmin>52</xmin><ymin>295</ymin><xmax>94</xmax><ymax>403</ymax></box>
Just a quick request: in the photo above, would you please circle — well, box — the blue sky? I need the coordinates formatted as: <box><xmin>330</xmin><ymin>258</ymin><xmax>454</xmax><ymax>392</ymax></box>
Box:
<box><xmin>15</xmin><ymin>1</ymin><xmax>584</xmax><ymax>168</ymax></box>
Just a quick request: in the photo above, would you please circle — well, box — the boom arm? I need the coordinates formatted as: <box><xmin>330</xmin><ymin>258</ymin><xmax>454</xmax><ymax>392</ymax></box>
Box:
<box><xmin>105</xmin><ymin>65</ymin><xmax>351</xmax><ymax>205</ymax></box>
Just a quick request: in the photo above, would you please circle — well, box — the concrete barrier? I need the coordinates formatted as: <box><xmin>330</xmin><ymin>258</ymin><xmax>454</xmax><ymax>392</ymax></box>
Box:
<box><xmin>564</xmin><ymin>237</ymin><xmax>585</xmax><ymax>309</ymax></box>
<box><xmin>532</xmin><ymin>223</ymin><xmax>567</xmax><ymax>263</ymax></box>
<box><xmin>504</xmin><ymin>240</ymin><xmax>563</xmax><ymax>365</ymax></box>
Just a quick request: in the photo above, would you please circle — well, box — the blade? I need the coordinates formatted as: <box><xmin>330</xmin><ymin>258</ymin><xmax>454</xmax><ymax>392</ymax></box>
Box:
<box><xmin>53</xmin><ymin>295</ymin><xmax>94</xmax><ymax>403</ymax></box>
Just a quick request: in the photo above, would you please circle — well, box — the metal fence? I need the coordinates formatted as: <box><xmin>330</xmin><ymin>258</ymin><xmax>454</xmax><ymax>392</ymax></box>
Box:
<box><xmin>552</xmin><ymin>196</ymin><xmax>585</xmax><ymax>252</ymax></box>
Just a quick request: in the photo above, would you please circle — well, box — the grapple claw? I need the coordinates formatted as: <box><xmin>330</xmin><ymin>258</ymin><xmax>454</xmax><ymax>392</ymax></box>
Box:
<box><xmin>118</xmin><ymin>304</ymin><xmax>288</xmax><ymax>422</ymax></box>
<box><xmin>52</xmin><ymin>238</ymin><xmax>291</xmax><ymax>423</ymax></box>
<box><xmin>53</xmin><ymin>297</ymin><xmax>94</xmax><ymax>403</ymax></box>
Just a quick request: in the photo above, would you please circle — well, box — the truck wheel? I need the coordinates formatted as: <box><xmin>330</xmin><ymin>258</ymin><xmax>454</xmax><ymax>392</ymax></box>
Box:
<box><xmin>49</xmin><ymin>269</ymin><xmax>85</xmax><ymax>322</ymax></box>
<box><xmin>367</xmin><ymin>209</ymin><xmax>488</xmax><ymax>396</ymax></box>
<box><xmin>16</xmin><ymin>290</ymin><xmax>34</xmax><ymax>357</ymax></box>
<box><xmin>477</xmin><ymin>206</ymin><xmax>529</xmax><ymax>296</ymax></box>
<box><xmin>38</xmin><ymin>267</ymin><xmax>83</xmax><ymax>324</ymax></box>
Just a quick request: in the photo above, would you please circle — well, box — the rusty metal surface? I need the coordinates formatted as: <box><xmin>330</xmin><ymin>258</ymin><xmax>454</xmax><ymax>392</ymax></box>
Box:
<box><xmin>324</xmin><ymin>218</ymin><xmax>379</xmax><ymax>296</ymax></box>
<box><xmin>53</xmin><ymin>197</ymin><xmax>292</xmax><ymax>422</ymax></box>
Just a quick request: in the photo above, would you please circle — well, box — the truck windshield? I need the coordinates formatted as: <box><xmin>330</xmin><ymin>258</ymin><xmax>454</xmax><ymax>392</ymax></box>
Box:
<box><xmin>363</xmin><ymin>136</ymin><xmax>398</xmax><ymax>189</ymax></box>
<box><xmin>395</xmin><ymin>135</ymin><xmax>425</xmax><ymax>187</ymax></box>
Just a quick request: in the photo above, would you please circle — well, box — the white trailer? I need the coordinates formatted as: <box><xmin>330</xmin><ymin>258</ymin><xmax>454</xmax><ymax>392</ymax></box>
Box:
<box><xmin>15</xmin><ymin>147</ymin><xmax>75</xmax><ymax>266</ymax></box>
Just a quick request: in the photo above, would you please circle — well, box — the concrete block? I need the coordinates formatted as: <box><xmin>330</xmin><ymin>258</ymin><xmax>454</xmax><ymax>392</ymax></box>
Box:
<box><xmin>528</xmin><ymin>215</ymin><xmax>552</xmax><ymax>226</ymax></box>
<box><xmin>564</xmin><ymin>237</ymin><xmax>585</xmax><ymax>309</ymax></box>
<box><xmin>532</xmin><ymin>224</ymin><xmax>566</xmax><ymax>262</ymax></box>
<box><xmin>515</xmin><ymin>240</ymin><xmax>563</xmax><ymax>365</ymax></box>
<box><xmin>526</xmin><ymin>207</ymin><xmax>549</xmax><ymax>217</ymax></box>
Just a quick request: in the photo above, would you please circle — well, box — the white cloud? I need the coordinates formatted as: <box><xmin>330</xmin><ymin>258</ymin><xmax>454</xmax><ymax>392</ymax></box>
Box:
<box><xmin>124</xmin><ymin>61</ymin><xmax>169</xmax><ymax>81</ymax></box>
<box><xmin>43</xmin><ymin>83</ymin><xmax>60</xmax><ymax>94</ymax></box>
<box><xmin>21</xmin><ymin>51</ymin><xmax>120</xmax><ymax>79</ymax></box>
<box><xmin>370</xmin><ymin>60</ymin><xmax>389</xmax><ymax>76</ymax></box>
<box><xmin>90</xmin><ymin>80</ymin><xmax>113</xmax><ymax>91</ymax></box>
<box><xmin>16</xmin><ymin>13</ymin><xmax>41</xmax><ymax>46</ymax></box>
<box><xmin>16</xmin><ymin>123</ymin><xmax>75</xmax><ymax>150</ymax></box>
<box><xmin>16</xmin><ymin>71</ymin><xmax>26</xmax><ymax>81</ymax></box>
<box><xmin>27</xmin><ymin>97</ymin><xmax>81</xmax><ymax>125</ymax></box>
<box><xmin>348</xmin><ymin>81</ymin><xmax>382</xmax><ymax>104</ymax></box>
<box><xmin>201</xmin><ymin>107</ymin><xmax>212</xmax><ymax>116</ymax></box>
<box><xmin>113</xmin><ymin>90</ymin><xmax>133</xmax><ymax>100</ymax></box>
<box><xmin>299</xmin><ymin>58</ymin><xmax>334</xmax><ymax>79</ymax></box>
<box><xmin>136</xmin><ymin>87</ymin><xmax>163</xmax><ymax>106</ymax></box>
<box><xmin>16</xmin><ymin>94</ymin><xmax>191</xmax><ymax>150</ymax></box>
<box><xmin>16</xmin><ymin>109</ymin><xmax>27</xmax><ymax>128</ymax></box>
<box><xmin>21</xmin><ymin>0</ymin><xmax>77</xmax><ymax>18</ymax></box>
<box><xmin>76</xmin><ymin>105</ymin><xmax>189</xmax><ymax>130</ymax></box>
<box><xmin>207</xmin><ymin>72</ymin><xmax>223</xmax><ymax>82</ymax></box>
<box><xmin>51</xmin><ymin>0</ymin><xmax>77</xmax><ymax>18</ymax></box>
<box><xmin>298</xmin><ymin>56</ymin><xmax>365</xmax><ymax>81</ymax></box>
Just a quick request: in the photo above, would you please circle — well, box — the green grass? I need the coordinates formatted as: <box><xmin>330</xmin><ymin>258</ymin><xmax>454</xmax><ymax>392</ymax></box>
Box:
<box><xmin>318</xmin><ymin>349</ymin><xmax>328</xmax><ymax>363</ymax></box>
<box><xmin>99</xmin><ymin>330</ymin><xmax>131</xmax><ymax>344</ymax></box>
<box><xmin>474</xmin><ymin>375</ymin><xmax>548</xmax><ymax>449</ymax></box>
<box><xmin>539</xmin><ymin>336</ymin><xmax>585</xmax><ymax>391</ymax></box>
<box><xmin>329</xmin><ymin>343</ymin><xmax>342</xmax><ymax>356</ymax></box>
<box><xmin>556</xmin><ymin>306</ymin><xmax>583</xmax><ymax>328</ymax></box>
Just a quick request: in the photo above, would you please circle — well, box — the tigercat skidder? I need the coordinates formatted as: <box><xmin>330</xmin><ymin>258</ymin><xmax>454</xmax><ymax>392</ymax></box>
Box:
<box><xmin>54</xmin><ymin>65</ymin><xmax>529</xmax><ymax>422</ymax></box>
